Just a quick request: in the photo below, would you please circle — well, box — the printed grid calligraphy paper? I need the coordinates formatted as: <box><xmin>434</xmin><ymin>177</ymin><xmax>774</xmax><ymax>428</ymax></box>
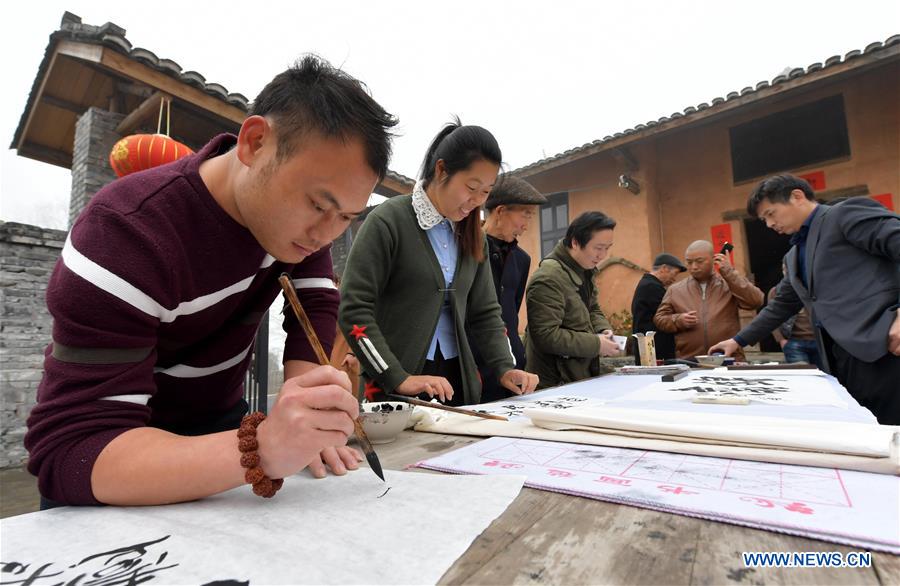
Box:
<box><xmin>417</xmin><ymin>437</ymin><xmax>900</xmax><ymax>554</ymax></box>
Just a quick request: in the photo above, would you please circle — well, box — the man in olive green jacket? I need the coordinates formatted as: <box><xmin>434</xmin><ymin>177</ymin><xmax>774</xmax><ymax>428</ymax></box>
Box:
<box><xmin>526</xmin><ymin>211</ymin><xmax>621</xmax><ymax>389</ymax></box>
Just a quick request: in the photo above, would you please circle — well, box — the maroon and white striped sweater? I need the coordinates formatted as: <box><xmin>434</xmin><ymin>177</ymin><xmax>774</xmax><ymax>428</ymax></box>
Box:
<box><xmin>25</xmin><ymin>134</ymin><xmax>338</xmax><ymax>505</ymax></box>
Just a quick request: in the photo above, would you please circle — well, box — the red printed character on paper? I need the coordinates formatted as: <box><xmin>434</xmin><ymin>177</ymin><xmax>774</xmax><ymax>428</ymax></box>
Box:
<box><xmin>547</xmin><ymin>469</ymin><xmax>574</xmax><ymax>478</ymax></box>
<box><xmin>784</xmin><ymin>502</ymin><xmax>814</xmax><ymax>515</ymax></box>
<box><xmin>740</xmin><ymin>497</ymin><xmax>813</xmax><ymax>514</ymax></box>
<box><xmin>741</xmin><ymin>496</ymin><xmax>775</xmax><ymax>508</ymax></box>
<box><xmin>658</xmin><ymin>485</ymin><xmax>699</xmax><ymax>495</ymax></box>
<box><xmin>595</xmin><ymin>476</ymin><xmax>631</xmax><ymax>486</ymax></box>
<box><xmin>483</xmin><ymin>460</ymin><xmax>523</xmax><ymax>470</ymax></box>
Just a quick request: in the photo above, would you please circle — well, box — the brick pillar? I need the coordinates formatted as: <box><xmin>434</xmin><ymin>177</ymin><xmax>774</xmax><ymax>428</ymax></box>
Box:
<box><xmin>69</xmin><ymin>108</ymin><xmax>124</xmax><ymax>228</ymax></box>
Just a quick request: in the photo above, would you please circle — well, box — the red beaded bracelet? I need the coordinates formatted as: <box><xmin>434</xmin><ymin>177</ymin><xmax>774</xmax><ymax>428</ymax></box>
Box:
<box><xmin>237</xmin><ymin>412</ymin><xmax>283</xmax><ymax>498</ymax></box>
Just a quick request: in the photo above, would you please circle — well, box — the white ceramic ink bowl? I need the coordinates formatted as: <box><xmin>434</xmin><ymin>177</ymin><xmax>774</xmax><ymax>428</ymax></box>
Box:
<box><xmin>358</xmin><ymin>402</ymin><xmax>412</xmax><ymax>444</ymax></box>
<box><xmin>695</xmin><ymin>354</ymin><xmax>726</xmax><ymax>366</ymax></box>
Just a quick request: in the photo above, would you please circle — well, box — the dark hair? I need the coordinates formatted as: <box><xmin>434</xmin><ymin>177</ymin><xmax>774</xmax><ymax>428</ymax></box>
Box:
<box><xmin>418</xmin><ymin>118</ymin><xmax>502</xmax><ymax>262</ymax></box>
<box><xmin>249</xmin><ymin>54</ymin><xmax>398</xmax><ymax>181</ymax></box>
<box><xmin>564</xmin><ymin>211</ymin><xmax>616</xmax><ymax>248</ymax></box>
<box><xmin>746</xmin><ymin>174</ymin><xmax>815</xmax><ymax>218</ymax></box>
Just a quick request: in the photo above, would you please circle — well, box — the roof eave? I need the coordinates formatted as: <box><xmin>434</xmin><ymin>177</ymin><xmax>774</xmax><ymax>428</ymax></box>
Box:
<box><xmin>513</xmin><ymin>37</ymin><xmax>900</xmax><ymax>178</ymax></box>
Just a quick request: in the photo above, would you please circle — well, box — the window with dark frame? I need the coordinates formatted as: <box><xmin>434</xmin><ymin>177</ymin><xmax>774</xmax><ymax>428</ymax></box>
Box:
<box><xmin>729</xmin><ymin>94</ymin><xmax>851</xmax><ymax>183</ymax></box>
<box><xmin>539</xmin><ymin>192</ymin><xmax>569</xmax><ymax>258</ymax></box>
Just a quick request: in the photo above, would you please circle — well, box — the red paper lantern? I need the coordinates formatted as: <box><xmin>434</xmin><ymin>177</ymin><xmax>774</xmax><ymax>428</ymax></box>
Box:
<box><xmin>109</xmin><ymin>133</ymin><xmax>194</xmax><ymax>178</ymax></box>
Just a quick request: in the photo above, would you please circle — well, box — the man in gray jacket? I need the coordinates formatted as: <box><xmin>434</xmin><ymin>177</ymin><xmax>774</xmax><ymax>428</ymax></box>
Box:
<box><xmin>710</xmin><ymin>175</ymin><xmax>900</xmax><ymax>424</ymax></box>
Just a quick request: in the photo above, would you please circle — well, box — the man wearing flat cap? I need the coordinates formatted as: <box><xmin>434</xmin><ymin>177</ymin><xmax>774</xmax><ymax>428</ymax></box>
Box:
<box><xmin>471</xmin><ymin>175</ymin><xmax>547</xmax><ymax>401</ymax></box>
<box><xmin>630</xmin><ymin>253</ymin><xmax>686</xmax><ymax>360</ymax></box>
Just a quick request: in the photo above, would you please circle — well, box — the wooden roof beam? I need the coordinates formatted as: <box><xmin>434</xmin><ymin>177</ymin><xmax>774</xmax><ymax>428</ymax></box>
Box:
<box><xmin>99</xmin><ymin>48</ymin><xmax>246</xmax><ymax>125</ymax></box>
<box><xmin>116</xmin><ymin>90</ymin><xmax>170</xmax><ymax>135</ymax></box>
<box><xmin>51</xmin><ymin>39</ymin><xmax>246</xmax><ymax>125</ymax></box>
<box><xmin>40</xmin><ymin>93</ymin><xmax>87</xmax><ymax>115</ymax></box>
<box><xmin>19</xmin><ymin>141</ymin><xmax>72</xmax><ymax>169</ymax></box>
<box><xmin>115</xmin><ymin>81</ymin><xmax>155</xmax><ymax>99</ymax></box>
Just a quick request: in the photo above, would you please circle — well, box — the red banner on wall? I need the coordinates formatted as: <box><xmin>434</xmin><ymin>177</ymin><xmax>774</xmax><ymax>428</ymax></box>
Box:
<box><xmin>871</xmin><ymin>193</ymin><xmax>895</xmax><ymax>211</ymax></box>
<box><xmin>710</xmin><ymin>223</ymin><xmax>735</xmax><ymax>265</ymax></box>
<box><xmin>799</xmin><ymin>171</ymin><xmax>826</xmax><ymax>191</ymax></box>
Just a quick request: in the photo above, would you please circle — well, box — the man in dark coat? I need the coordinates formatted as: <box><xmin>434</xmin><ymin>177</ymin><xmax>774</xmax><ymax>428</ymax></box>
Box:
<box><xmin>630</xmin><ymin>253</ymin><xmax>686</xmax><ymax>360</ymax></box>
<box><xmin>472</xmin><ymin>176</ymin><xmax>546</xmax><ymax>402</ymax></box>
<box><xmin>711</xmin><ymin>174</ymin><xmax>900</xmax><ymax>424</ymax></box>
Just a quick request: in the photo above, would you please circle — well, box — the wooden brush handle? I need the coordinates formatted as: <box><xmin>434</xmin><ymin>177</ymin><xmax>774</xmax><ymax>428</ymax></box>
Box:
<box><xmin>278</xmin><ymin>274</ymin><xmax>329</xmax><ymax>365</ymax></box>
<box><xmin>386</xmin><ymin>394</ymin><xmax>509</xmax><ymax>421</ymax></box>
<box><xmin>278</xmin><ymin>275</ymin><xmax>381</xmax><ymax>467</ymax></box>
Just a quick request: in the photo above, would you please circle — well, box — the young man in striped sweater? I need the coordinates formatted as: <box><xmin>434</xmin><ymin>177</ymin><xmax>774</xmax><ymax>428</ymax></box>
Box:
<box><xmin>25</xmin><ymin>56</ymin><xmax>398</xmax><ymax>506</ymax></box>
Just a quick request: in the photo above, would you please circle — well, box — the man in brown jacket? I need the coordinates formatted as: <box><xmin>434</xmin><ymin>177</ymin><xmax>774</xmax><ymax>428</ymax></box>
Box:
<box><xmin>654</xmin><ymin>240</ymin><xmax>764</xmax><ymax>361</ymax></box>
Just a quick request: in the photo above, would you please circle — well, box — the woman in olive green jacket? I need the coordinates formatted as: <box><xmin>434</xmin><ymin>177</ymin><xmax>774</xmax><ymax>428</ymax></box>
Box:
<box><xmin>339</xmin><ymin>121</ymin><xmax>538</xmax><ymax>405</ymax></box>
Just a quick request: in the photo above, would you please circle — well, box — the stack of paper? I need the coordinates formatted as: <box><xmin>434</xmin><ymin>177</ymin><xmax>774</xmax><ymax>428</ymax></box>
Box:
<box><xmin>418</xmin><ymin>437</ymin><xmax>900</xmax><ymax>553</ymax></box>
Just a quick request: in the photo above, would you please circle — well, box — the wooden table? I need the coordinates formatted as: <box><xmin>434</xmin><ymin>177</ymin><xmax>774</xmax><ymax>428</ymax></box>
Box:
<box><xmin>374</xmin><ymin>430</ymin><xmax>900</xmax><ymax>585</ymax></box>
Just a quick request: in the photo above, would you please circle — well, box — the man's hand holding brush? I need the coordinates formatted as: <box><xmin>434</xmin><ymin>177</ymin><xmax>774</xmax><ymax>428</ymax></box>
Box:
<box><xmin>256</xmin><ymin>366</ymin><xmax>363</xmax><ymax>480</ymax></box>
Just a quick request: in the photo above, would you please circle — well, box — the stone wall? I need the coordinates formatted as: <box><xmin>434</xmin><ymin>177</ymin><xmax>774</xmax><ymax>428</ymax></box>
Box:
<box><xmin>1</xmin><ymin>105</ymin><xmax>122</xmax><ymax>468</ymax></box>
<box><xmin>0</xmin><ymin>222</ymin><xmax>66</xmax><ymax>467</ymax></box>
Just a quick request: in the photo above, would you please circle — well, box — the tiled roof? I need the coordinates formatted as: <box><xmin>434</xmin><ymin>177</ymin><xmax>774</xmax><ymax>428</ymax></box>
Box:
<box><xmin>384</xmin><ymin>169</ymin><xmax>415</xmax><ymax>187</ymax></box>
<box><xmin>11</xmin><ymin>12</ymin><xmax>248</xmax><ymax>149</ymax></box>
<box><xmin>512</xmin><ymin>34</ymin><xmax>900</xmax><ymax>176</ymax></box>
<box><xmin>13</xmin><ymin>12</ymin><xmax>418</xmax><ymax>187</ymax></box>
<box><xmin>60</xmin><ymin>12</ymin><xmax>249</xmax><ymax>108</ymax></box>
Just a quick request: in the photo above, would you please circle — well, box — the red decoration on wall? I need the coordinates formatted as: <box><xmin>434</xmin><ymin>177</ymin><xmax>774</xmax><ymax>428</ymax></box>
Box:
<box><xmin>799</xmin><ymin>171</ymin><xmax>826</xmax><ymax>191</ymax></box>
<box><xmin>871</xmin><ymin>193</ymin><xmax>895</xmax><ymax>211</ymax></box>
<box><xmin>710</xmin><ymin>223</ymin><xmax>735</xmax><ymax>265</ymax></box>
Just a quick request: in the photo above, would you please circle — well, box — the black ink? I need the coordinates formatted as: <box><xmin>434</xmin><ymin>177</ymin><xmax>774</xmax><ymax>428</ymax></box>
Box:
<box><xmin>1</xmin><ymin>536</ymin><xmax>180</xmax><ymax>586</ymax></box>
<box><xmin>77</xmin><ymin>535</ymin><xmax>171</xmax><ymax>566</ymax></box>
<box><xmin>573</xmin><ymin>450</ymin><xmax>607</xmax><ymax>460</ymax></box>
<box><xmin>1</xmin><ymin>563</ymin><xmax>29</xmax><ymax>574</ymax></box>
<box><xmin>479</xmin><ymin>396</ymin><xmax>590</xmax><ymax>418</ymax></box>
<box><xmin>378</xmin><ymin>487</ymin><xmax>392</xmax><ymax>498</ymax></box>
<box><xmin>0</xmin><ymin>562</ymin><xmax>64</xmax><ymax>584</ymax></box>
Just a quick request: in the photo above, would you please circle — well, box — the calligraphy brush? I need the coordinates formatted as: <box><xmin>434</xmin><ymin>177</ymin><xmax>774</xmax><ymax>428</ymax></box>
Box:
<box><xmin>278</xmin><ymin>274</ymin><xmax>385</xmax><ymax>482</ymax></box>
<box><xmin>384</xmin><ymin>394</ymin><xmax>509</xmax><ymax>421</ymax></box>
